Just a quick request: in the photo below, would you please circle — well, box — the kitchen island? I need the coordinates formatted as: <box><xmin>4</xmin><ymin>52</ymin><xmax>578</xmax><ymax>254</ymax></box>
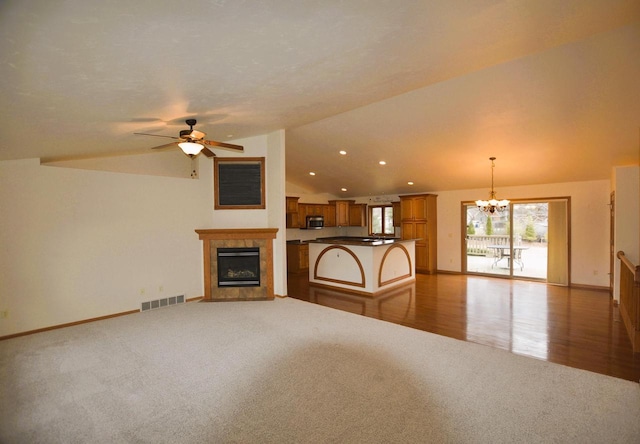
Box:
<box><xmin>307</xmin><ymin>237</ymin><xmax>416</xmax><ymax>295</ymax></box>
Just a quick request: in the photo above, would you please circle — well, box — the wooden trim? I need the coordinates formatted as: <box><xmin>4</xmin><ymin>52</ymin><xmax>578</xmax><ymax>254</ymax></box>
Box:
<box><xmin>568</xmin><ymin>283</ymin><xmax>610</xmax><ymax>292</ymax></box>
<box><xmin>313</xmin><ymin>245</ymin><xmax>366</xmax><ymax>288</ymax></box>
<box><xmin>196</xmin><ymin>228</ymin><xmax>278</xmax><ymax>240</ymax></box>
<box><xmin>616</xmin><ymin>250</ymin><xmax>640</xmax><ymax>353</ymax></box>
<box><xmin>618</xmin><ymin>251</ymin><xmax>640</xmax><ymax>283</ymax></box>
<box><xmin>199</xmin><ymin>297</ymin><xmax>273</xmax><ymax>302</ymax></box>
<box><xmin>0</xmin><ymin>309</ymin><xmax>139</xmax><ymax>341</ymax></box>
<box><xmin>309</xmin><ymin>282</ymin><xmax>372</xmax><ymax>297</ymax></box>
<box><xmin>187</xmin><ymin>296</ymin><xmax>204</xmax><ymax>302</ymax></box>
<box><xmin>214</xmin><ymin>157</ymin><xmax>265</xmax><ymax>210</ymax></box>
<box><xmin>378</xmin><ymin>243</ymin><xmax>412</xmax><ymax>287</ymax></box>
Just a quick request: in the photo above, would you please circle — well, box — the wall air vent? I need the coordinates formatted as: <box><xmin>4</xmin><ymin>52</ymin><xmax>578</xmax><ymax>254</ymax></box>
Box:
<box><xmin>140</xmin><ymin>295</ymin><xmax>185</xmax><ymax>312</ymax></box>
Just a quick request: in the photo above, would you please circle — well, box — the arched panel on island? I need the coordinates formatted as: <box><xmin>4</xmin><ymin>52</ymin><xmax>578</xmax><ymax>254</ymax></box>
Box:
<box><xmin>314</xmin><ymin>245</ymin><xmax>366</xmax><ymax>288</ymax></box>
<box><xmin>379</xmin><ymin>243</ymin><xmax>413</xmax><ymax>287</ymax></box>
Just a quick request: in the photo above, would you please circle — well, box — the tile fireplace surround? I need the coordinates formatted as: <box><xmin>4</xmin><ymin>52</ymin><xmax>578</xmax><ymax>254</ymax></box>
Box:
<box><xmin>195</xmin><ymin>228</ymin><xmax>278</xmax><ymax>302</ymax></box>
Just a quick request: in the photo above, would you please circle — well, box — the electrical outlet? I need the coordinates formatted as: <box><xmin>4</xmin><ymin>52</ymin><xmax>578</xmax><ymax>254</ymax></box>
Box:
<box><xmin>158</xmin><ymin>285</ymin><xmax>164</xmax><ymax>293</ymax></box>
<box><xmin>0</xmin><ymin>310</ymin><xmax>8</xmax><ymax>319</ymax></box>
<box><xmin>140</xmin><ymin>288</ymin><xmax>146</xmax><ymax>295</ymax></box>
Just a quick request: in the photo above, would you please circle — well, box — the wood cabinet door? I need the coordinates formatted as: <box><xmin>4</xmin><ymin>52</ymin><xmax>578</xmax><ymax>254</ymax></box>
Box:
<box><xmin>286</xmin><ymin>212</ymin><xmax>299</xmax><ymax>228</ymax></box>
<box><xmin>415</xmin><ymin>244</ymin><xmax>429</xmax><ymax>270</ymax></box>
<box><xmin>401</xmin><ymin>222</ymin><xmax>415</xmax><ymax>239</ymax></box>
<box><xmin>299</xmin><ymin>245</ymin><xmax>309</xmax><ymax>270</ymax></box>
<box><xmin>414</xmin><ymin>221</ymin><xmax>428</xmax><ymax>241</ymax></box>
<box><xmin>401</xmin><ymin>198</ymin><xmax>414</xmax><ymax>220</ymax></box>
<box><xmin>297</xmin><ymin>204</ymin><xmax>308</xmax><ymax>223</ymax></box>
<box><xmin>349</xmin><ymin>204</ymin><xmax>366</xmax><ymax>227</ymax></box>
<box><xmin>335</xmin><ymin>201</ymin><xmax>349</xmax><ymax>226</ymax></box>
<box><xmin>286</xmin><ymin>197</ymin><xmax>299</xmax><ymax>213</ymax></box>
<box><xmin>412</xmin><ymin>196</ymin><xmax>428</xmax><ymax>220</ymax></box>
<box><xmin>324</xmin><ymin>205</ymin><xmax>336</xmax><ymax>227</ymax></box>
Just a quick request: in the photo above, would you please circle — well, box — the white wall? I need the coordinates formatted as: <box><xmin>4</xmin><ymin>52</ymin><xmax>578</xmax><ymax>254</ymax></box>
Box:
<box><xmin>435</xmin><ymin>180</ymin><xmax>611</xmax><ymax>287</ymax></box>
<box><xmin>0</xmin><ymin>131</ymin><xmax>287</xmax><ymax>336</ymax></box>
<box><xmin>343</xmin><ymin>179</ymin><xmax>612</xmax><ymax>287</ymax></box>
<box><xmin>0</xmin><ymin>158</ymin><xmax>211</xmax><ymax>336</ymax></box>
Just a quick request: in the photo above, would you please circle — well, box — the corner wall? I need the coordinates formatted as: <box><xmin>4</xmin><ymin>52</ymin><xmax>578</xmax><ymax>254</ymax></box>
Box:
<box><xmin>0</xmin><ymin>131</ymin><xmax>287</xmax><ymax>336</ymax></box>
<box><xmin>0</xmin><ymin>158</ymin><xmax>211</xmax><ymax>336</ymax></box>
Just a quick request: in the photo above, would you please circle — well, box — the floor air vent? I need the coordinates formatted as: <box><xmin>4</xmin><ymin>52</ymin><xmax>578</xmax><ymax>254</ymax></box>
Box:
<box><xmin>141</xmin><ymin>295</ymin><xmax>185</xmax><ymax>312</ymax></box>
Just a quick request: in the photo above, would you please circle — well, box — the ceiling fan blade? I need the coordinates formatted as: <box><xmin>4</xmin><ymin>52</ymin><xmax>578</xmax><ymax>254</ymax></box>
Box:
<box><xmin>201</xmin><ymin>148</ymin><xmax>216</xmax><ymax>158</ymax></box>
<box><xmin>150</xmin><ymin>142</ymin><xmax>179</xmax><ymax>151</ymax></box>
<box><xmin>202</xmin><ymin>140</ymin><xmax>244</xmax><ymax>151</ymax></box>
<box><xmin>134</xmin><ymin>132</ymin><xmax>179</xmax><ymax>140</ymax></box>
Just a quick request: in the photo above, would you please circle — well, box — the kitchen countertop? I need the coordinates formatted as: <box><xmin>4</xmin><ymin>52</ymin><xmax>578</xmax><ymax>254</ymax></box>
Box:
<box><xmin>307</xmin><ymin>236</ymin><xmax>405</xmax><ymax>246</ymax></box>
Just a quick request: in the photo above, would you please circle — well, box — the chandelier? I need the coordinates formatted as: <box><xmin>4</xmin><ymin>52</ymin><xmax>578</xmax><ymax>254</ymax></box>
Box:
<box><xmin>475</xmin><ymin>157</ymin><xmax>509</xmax><ymax>214</ymax></box>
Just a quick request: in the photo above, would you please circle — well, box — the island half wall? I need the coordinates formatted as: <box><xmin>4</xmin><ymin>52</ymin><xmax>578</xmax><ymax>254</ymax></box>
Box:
<box><xmin>308</xmin><ymin>238</ymin><xmax>416</xmax><ymax>295</ymax></box>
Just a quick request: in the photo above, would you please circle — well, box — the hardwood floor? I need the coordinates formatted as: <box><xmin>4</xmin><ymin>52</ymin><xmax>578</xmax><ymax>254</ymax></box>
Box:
<box><xmin>287</xmin><ymin>272</ymin><xmax>640</xmax><ymax>382</ymax></box>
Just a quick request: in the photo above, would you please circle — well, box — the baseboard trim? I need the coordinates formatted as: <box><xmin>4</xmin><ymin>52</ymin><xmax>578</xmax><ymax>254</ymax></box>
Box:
<box><xmin>569</xmin><ymin>283</ymin><xmax>609</xmax><ymax>292</ymax></box>
<box><xmin>0</xmin><ymin>296</ymin><xmax>205</xmax><ymax>341</ymax></box>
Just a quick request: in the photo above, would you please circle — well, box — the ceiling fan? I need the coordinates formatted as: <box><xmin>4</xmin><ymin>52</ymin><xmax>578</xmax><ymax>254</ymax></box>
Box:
<box><xmin>134</xmin><ymin>119</ymin><xmax>243</xmax><ymax>158</ymax></box>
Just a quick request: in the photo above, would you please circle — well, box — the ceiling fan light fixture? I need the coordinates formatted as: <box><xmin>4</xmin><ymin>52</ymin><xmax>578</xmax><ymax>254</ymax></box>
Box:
<box><xmin>178</xmin><ymin>141</ymin><xmax>204</xmax><ymax>156</ymax></box>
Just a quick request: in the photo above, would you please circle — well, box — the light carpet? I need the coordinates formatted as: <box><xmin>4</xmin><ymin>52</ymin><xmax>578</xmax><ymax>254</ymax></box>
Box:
<box><xmin>1</xmin><ymin>297</ymin><xmax>639</xmax><ymax>443</ymax></box>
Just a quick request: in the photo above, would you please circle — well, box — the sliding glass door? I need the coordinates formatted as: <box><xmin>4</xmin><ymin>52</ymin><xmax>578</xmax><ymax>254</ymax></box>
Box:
<box><xmin>463</xmin><ymin>199</ymin><xmax>569</xmax><ymax>283</ymax></box>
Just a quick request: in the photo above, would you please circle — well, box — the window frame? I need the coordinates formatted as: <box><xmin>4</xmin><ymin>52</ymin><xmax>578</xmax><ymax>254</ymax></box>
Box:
<box><xmin>369</xmin><ymin>204</ymin><xmax>394</xmax><ymax>235</ymax></box>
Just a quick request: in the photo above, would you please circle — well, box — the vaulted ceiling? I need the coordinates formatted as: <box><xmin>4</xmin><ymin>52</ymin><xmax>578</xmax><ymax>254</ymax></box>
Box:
<box><xmin>1</xmin><ymin>1</ymin><xmax>638</xmax><ymax>197</ymax></box>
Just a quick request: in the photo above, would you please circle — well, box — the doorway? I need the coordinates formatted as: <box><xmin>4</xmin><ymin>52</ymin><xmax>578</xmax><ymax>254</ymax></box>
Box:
<box><xmin>462</xmin><ymin>198</ymin><xmax>570</xmax><ymax>284</ymax></box>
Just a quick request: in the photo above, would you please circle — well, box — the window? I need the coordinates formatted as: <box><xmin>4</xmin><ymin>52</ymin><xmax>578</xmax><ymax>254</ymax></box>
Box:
<box><xmin>369</xmin><ymin>205</ymin><xmax>394</xmax><ymax>235</ymax></box>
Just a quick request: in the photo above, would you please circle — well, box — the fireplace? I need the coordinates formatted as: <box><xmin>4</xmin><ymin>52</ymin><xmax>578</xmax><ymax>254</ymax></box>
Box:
<box><xmin>196</xmin><ymin>228</ymin><xmax>278</xmax><ymax>301</ymax></box>
<box><xmin>217</xmin><ymin>247</ymin><xmax>260</xmax><ymax>287</ymax></box>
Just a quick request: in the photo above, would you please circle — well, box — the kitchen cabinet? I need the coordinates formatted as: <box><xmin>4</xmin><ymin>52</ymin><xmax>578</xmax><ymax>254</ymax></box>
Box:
<box><xmin>287</xmin><ymin>242</ymin><xmax>309</xmax><ymax>273</ymax></box>
<box><xmin>323</xmin><ymin>204</ymin><xmax>336</xmax><ymax>227</ymax></box>
<box><xmin>392</xmin><ymin>201</ymin><xmax>401</xmax><ymax>227</ymax></box>
<box><xmin>286</xmin><ymin>196</ymin><xmax>299</xmax><ymax>214</ymax></box>
<box><xmin>400</xmin><ymin>194</ymin><xmax>437</xmax><ymax>274</ymax></box>
<box><xmin>329</xmin><ymin>200</ymin><xmax>352</xmax><ymax>227</ymax></box>
<box><xmin>349</xmin><ymin>203</ymin><xmax>367</xmax><ymax>227</ymax></box>
<box><xmin>286</xmin><ymin>212</ymin><xmax>299</xmax><ymax>229</ymax></box>
<box><xmin>286</xmin><ymin>197</ymin><xmax>300</xmax><ymax>228</ymax></box>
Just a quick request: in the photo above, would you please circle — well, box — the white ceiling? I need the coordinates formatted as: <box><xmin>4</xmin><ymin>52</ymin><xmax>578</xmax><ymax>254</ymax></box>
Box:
<box><xmin>1</xmin><ymin>0</ymin><xmax>639</xmax><ymax>197</ymax></box>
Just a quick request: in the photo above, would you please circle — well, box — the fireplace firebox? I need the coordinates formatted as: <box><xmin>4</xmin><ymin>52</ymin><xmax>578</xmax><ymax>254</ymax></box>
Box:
<box><xmin>217</xmin><ymin>247</ymin><xmax>260</xmax><ymax>287</ymax></box>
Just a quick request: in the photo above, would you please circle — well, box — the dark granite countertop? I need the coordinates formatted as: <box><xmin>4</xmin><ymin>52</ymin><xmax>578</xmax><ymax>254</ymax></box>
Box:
<box><xmin>307</xmin><ymin>236</ymin><xmax>406</xmax><ymax>246</ymax></box>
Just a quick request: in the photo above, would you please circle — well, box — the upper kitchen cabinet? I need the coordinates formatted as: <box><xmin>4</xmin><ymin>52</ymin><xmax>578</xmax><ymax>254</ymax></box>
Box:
<box><xmin>400</xmin><ymin>194</ymin><xmax>437</xmax><ymax>274</ymax></box>
<box><xmin>349</xmin><ymin>203</ymin><xmax>367</xmax><ymax>227</ymax></box>
<box><xmin>323</xmin><ymin>204</ymin><xmax>337</xmax><ymax>227</ymax></box>
<box><xmin>329</xmin><ymin>200</ymin><xmax>366</xmax><ymax>227</ymax></box>
<box><xmin>286</xmin><ymin>196</ymin><xmax>299</xmax><ymax>213</ymax></box>
<box><xmin>329</xmin><ymin>200</ymin><xmax>353</xmax><ymax>227</ymax></box>
<box><xmin>286</xmin><ymin>196</ymin><xmax>300</xmax><ymax>228</ymax></box>
<box><xmin>392</xmin><ymin>201</ymin><xmax>401</xmax><ymax>227</ymax></box>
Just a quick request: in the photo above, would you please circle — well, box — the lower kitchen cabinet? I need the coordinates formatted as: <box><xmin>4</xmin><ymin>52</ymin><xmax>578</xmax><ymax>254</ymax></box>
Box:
<box><xmin>286</xmin><ymin>242</ymin><xmax>309</xmax><ymax>273</ymax></box>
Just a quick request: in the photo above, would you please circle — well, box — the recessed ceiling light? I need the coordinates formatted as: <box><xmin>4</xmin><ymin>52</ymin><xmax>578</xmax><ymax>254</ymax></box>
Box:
<box><xmin>227</xmin><ymin>135</ymin><xmax>233</xmax><ymax>138</ymax></box>
<box><xmin>379</xmin><ymin>161</ymin><xmax>386</xmax><ymax>165</ymax></box>
<box><xmin>339</xmin><ymin>150</ymin><xmax>347</xmax><ymax>155</ymax></box>
<box><xmin>341</xmin><ymin>188</ymin><xmax>347</xmax><ymax>192</ymax></box>
<box><xmin>408</xmin><ymin>181</ymin><xmax>414</xmax><ymax>185</ymax></box>
<box><xmin>309</xmin><ymin>172</ymin><xmax>316</xmax><ymax>176</ymax></box>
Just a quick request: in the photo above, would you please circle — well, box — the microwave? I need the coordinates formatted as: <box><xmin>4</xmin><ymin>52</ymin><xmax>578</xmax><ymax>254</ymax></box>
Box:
<box><xmin>305</xmin><ymin>215</ymin><xmax>324</xmax><ymax>229</ymax></box>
